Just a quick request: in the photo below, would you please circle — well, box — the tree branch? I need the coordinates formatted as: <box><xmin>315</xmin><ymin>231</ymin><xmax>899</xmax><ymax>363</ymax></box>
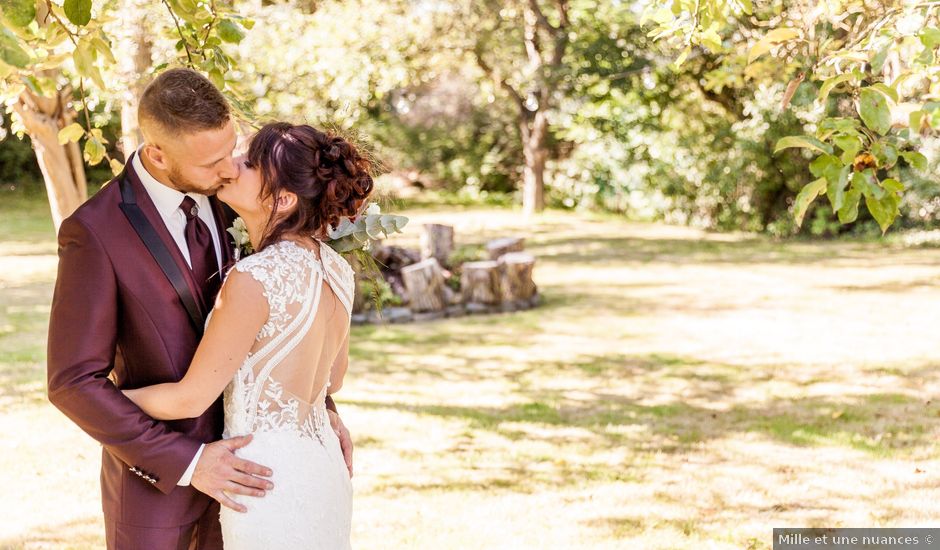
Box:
<box><xmin>473</xmin><ymin>48</ymin><xmax>526</xmax><ymax>112</ymax></box>
<box><xmin>527</xmin><ymin>0</ymin><xmax>557</xmax><ymax>33</ymax></box>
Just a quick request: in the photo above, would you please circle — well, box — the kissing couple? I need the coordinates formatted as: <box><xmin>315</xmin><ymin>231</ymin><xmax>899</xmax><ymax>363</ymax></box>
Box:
<box><xmin>48</xmin><ymin>67</ymin><xmax>366</xmax><ymax>549</ymax></box>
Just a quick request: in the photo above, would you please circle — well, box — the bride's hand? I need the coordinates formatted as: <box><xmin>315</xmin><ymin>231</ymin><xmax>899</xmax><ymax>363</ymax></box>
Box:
<box><xmin>327</xmin><ymin>410</ymin><xmax>353</xmax><ymax>478</ymax></box>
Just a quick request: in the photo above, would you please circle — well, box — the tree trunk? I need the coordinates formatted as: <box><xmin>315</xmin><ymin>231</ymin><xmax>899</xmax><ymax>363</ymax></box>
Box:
<box><xmin>401</xmin><ymin>258</ymin><xmax>448</xmax><ymax>312</ymax></box>
<box><xmin>521</xmin><ymin>108</ymin><xmax>548</xmax><ymax>216</ymax></box>
<box><xmin>118</xmin><ymin>9</ymin><xmax>153</xmax><ymax>156</ymax></box>
<box><xmin>461</xmin><ymin>260</ymin><xmax>502</xmax><ymax>305</ymax></box>
<box><xmin>13</xmin><ymin>86</ymin><xmax>87</xmax><ymax>231</ymax></box>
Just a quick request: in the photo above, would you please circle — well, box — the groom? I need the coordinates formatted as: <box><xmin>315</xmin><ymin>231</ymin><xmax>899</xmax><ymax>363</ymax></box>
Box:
<box><xmin>47</xmin><ymin>68</ymin><xmax>353</xmax><ymax>549</ymax></box>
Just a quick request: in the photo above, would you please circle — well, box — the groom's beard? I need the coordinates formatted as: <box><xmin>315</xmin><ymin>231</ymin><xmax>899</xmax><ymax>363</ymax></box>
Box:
<box><xmin>167</xmin><ymin>164</ymin><xmax>224</xmax><ymax>196</ymax></box>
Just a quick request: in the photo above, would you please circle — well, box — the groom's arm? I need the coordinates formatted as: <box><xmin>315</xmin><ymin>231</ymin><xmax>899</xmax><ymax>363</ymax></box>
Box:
<box><xmin>47</xmin><ymin>216</ymin><xmax>202</xmax><ymax>495</ymax></box>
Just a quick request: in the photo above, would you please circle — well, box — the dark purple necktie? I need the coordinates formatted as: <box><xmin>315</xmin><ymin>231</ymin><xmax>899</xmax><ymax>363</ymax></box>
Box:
<box><xmin>180</xmin><ymin>196</ymin><xmax>220</xmax><ymax>308</ymax></box>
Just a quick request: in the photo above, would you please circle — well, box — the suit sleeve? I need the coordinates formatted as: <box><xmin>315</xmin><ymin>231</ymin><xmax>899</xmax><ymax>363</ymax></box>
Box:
<box><xmin>46</xmin><ymin>215</ymin><xmax>202</xmax><ymax>495</ymax></box>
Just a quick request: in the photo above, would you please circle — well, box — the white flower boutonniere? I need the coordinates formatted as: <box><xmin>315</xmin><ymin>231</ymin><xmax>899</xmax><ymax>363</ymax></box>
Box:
<box><xmin>326</xmin><ymin>202</ymin><xmax>409</xmax><ymax>253</ymax></box>
<box><xmin>226</xmin><ymin>217</ymin><xmax>254</xmax><ymax>261</ymax></box>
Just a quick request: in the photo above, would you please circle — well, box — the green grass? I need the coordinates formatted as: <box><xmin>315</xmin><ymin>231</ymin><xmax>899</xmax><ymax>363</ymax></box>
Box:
<box><xmin>3</xmin><ymin>192</ymin><xmax>940</xmax><ymax>548</ymax></box>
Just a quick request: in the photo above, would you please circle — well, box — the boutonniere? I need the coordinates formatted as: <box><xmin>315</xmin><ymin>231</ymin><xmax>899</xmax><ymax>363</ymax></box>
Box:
<box><xmin>226</xmin><ymin>217</ymin><xmax>254</xmax><ymax>261</ymax></box>
<box><xmin>326</xmin><ymin>202</ymin><xmax>409</xmax><ymax>253</ymax></box>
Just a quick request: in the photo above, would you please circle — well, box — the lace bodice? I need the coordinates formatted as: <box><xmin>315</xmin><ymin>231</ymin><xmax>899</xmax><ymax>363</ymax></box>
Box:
<box><xmin>221</xmin><ymin>239</ymin><xmax>354</xmax><ymax>445</ymax></box>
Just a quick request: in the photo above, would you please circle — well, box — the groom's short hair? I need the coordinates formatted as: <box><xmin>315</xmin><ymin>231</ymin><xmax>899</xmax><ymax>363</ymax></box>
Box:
<box><xmin>139</xmin><ymin>68</ymin><xmax>230</xmax><ymax>136</ymax></box>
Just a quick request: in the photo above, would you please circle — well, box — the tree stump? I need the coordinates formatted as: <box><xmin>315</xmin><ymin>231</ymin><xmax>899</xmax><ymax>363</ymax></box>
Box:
<box><xmin>401</xmin><ymin>258</ymin><xmax>448</xmax><ymax>312</ymax></box>
<box><xmin>498</xmin><ymin>252</ymin><xmax>537</xmax><ymax>302</ymax></box>
<box><xmin>461</xmin><ymin>261</ymin><xmax>502</xmax><ymax>305</ymax></box>
<box><xmin>486</xmin><ymin>237</ymin><xmax>525</xmax><ymax>260</ymax></box>
<box><xmin>421</xmin><ymin>224</ymin><xmax>454</xmax><ymax>265</ymax></box>
<box><xmin>372</xmin><ymin>244</ymin><xmax>421</xmax><ymax>271</ymax></box>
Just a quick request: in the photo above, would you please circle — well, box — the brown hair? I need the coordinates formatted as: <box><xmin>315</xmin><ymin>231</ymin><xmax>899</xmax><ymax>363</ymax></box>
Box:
<box><xmin>248</xmin><ymin>122</ymin><xmax>374</xmax><ymax>251</ymax></box>
<box><xmin>138</xmin><ymin>68</ymin><xmax>230</xmax><ymax>135</ymax></box>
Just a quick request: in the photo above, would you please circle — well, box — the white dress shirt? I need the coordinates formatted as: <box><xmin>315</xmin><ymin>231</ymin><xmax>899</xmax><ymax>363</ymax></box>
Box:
<box><xmin>132</xmin><ymin>150</ymin><xmax>222</xmax><ymax>486</ymax></box>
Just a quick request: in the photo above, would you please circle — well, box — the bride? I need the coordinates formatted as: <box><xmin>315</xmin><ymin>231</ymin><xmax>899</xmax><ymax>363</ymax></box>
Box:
<box><xmin>123</xmin><ymin>121</ymin><xmax>372</xmax><ymax>549</ymax></box>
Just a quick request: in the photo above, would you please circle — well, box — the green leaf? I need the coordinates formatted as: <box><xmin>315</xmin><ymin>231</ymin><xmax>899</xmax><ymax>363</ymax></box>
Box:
<box><xmin>208</xmin><ymin>67</ymin><xmax>224</xmax><ymax>89</ymax></box>
<box><xmin>838</xmin><ymin>188</ymin><xmax>861</xmax><ymax>224</ymax></box>
<box><xmin>871</xmin><ymin>43</ymin><xmax>891</xmax><ymax>73</ymax></box>
<box><xmin>72</xmin><ymin>37</ymin><xmax>95</xmax><ymax>77</ymax></box>
<box><xmin>109</xmin><ymin>159</ymin><xmax>124</xmax><ymax>176</ymax></box>
<box><xmin>57</xmin><ymin>122</ymin><xmax>85</xmax><ymax>145</ymax></box>
<box><xmin>833</xmin><ymin>135</ymin><xmax>861</xmax><ymax>164</ymax></box>
<box><xmin>63</xmin><ymin>0</ymin><xmax>92</xmax><ymax>27</ymax></box>
<box><xmin>1</xmin><ymin>0</ymin><xmax>35</xmax><ymax>28</ymax></box>
<box><xmin>793</xmin><ymin>177</ymin><xmax>826</xmax><ymax>227</ymax></box>
<box><xmin>818</xmin><ymin>73</ymin><xmax>856</xmax><ymax>103</ymax></box>
<box><xmin>900</xmin><ymin>151</ymin><xmax>928</xmax><ymax>171</ymax></box>
<box><xmin>91</xmin><ymin>35</ymin><xmax>116</xmax><ymax>64</ymax></box>
<box><xmin>881</xmin><ymin>178</ymin><xmax>904</xmax><ymax>194</ymax></box>
<box><xmin>748</xmin><ymin>28</ymin><xmax>801</xmax><ymax>64</ymax></box>
<box><xmin>858</xmin><ymin>88</ymin><xmax>891</xmax><ymax>135</ymax></box>
<box><xmin>217</xmin><ymin>19</ymin><xmax>246</xmax><ymax>44</ymax></box>
<box><xmin>673</xmin><ymin>45</ymin><xmax>691</xmax><ymax>68</ymax></box>
<box><xmin>827</xmin><ymin>164</ymin><xmax>850</xmax><ymax>212</ymax></box>
<box><xmin>910</xmin><ymin>110</ymin><xmax>924</xmax><ymax>132</ymax></box>
<box><xmin>0</xmin><ymin>27</ymin><xmax>28</xmax><ymax>68</ymax></box>
<box><xmin>83</xmin><ymin>136</ymin><xmax>106</xmax><ymax>165</ymax></box>
<box><xmin>865</xmin><ymin>192</ymin><xmax>899</xmax><ymax>234</ymax></box>
<box><xmin>774</xmin><ymin>135</ymin><xmax>833</xmax><ymax>156</ymax></box>
<box><xmin>852</xmin><ymin>170</ymin><xmax>884</xmax><ymax>200</ymax></box>
<box><xmin>920</xmin><ymin>27</ymin><xmax>940</xmax><ymax>49</ymax></box>
<box><xmin>870</xmin><ymin>141</ymin><xmax>898</xmax><ymax>169</ymax></box>
<box><xmin>809</xmin><ymin>154</ymin><xmax>842</xmax><ymax>182</ymax></box>
<box><xmin>869</xmin><ymin>83</ymin><xmax>899</xmax><ymax>103</ymax></box>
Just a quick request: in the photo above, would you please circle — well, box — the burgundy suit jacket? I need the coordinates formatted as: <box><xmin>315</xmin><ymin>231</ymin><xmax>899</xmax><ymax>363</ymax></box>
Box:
<box><xmin>47</xmin><ymin>156</ymin><xmax>235</xmax><ymax>528</ymax></box>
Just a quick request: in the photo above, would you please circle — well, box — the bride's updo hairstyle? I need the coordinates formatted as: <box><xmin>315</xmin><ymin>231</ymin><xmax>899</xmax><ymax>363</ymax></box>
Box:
<box><xmin>247</xmin><ymin>122</ymin><xmax>374</xmax><ymax>251</ymax></box>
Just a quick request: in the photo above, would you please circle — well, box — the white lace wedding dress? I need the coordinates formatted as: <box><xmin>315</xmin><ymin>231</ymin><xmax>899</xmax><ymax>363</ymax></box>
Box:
<box><xmin>217</xmin><ymin>239</ymin><xmax>354</xmax><ymax>549</ymax></box>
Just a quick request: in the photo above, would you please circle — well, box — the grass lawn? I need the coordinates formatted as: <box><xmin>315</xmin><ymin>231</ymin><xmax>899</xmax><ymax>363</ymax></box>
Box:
<box><xmin>2</xmin><ymin>190</ymin><xmax>940</xmax><ymax>549</ymax></box>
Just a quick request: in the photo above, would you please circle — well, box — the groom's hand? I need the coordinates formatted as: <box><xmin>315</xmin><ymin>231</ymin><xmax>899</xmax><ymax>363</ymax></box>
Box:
<box><xmin>327</xmin><ymin>410</ymin><xmax>353</xmax><ymax>478</ymax></box>
<box><xmin>191</xmin><ymin>434</ymin><xmax>274</xmax><ymax>513</ymax></box>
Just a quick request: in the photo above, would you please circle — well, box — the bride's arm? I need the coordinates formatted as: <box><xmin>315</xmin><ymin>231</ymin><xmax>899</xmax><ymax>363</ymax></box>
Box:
<box><xmin>122</xmin><ymin>271</ymin><xmax>268</xmax><ymax>420</ymax></box>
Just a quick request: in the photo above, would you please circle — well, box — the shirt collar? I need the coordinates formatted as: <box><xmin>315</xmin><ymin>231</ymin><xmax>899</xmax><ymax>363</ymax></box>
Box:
<box><xmin>132</xmin><ymin>148</ymin><xmax>210</xmax><ymax>220</ymax></box>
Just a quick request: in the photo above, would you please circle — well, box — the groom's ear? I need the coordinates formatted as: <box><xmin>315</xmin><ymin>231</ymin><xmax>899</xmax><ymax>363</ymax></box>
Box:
<box><xmin>143</xmin><ymin>144</ymin><xmax>170</xmax><ymax>171</ymax></box>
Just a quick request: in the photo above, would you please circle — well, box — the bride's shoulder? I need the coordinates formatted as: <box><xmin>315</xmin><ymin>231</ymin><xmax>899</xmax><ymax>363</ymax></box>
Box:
<box><xmin>318</xmin><ymin>242</ymin><xmax>354</xmax><ymax>281</ymax></box>
<box><xmin>228</xmin><ymin>241</ymin><xmax>288</xmax><ymax>286</ymax></box>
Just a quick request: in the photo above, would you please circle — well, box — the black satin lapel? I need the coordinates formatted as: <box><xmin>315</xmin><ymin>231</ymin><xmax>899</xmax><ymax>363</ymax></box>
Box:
<box><xmin>118</xmin><ymin>167</ymin><xmax>205</xmax><ymax>334</ymax></box>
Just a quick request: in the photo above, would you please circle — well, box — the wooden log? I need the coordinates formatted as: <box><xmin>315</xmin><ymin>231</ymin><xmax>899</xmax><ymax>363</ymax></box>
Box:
<box><xmin>498</xmin><ymin>252</ymin><xmax>537</xmax><ymax>302</ymax></box>
<box><xmin>401</xmin><ymin>258</ymin><xmax>448</xmax><ymax>312</ymax></box>
<box><xmin>460</xmin><ymin>260</ymin><xmax>502</xmax><ymax>305</ymax></box>
<box><xmin>421</xmin><ymin>224</ymin><xmax>455</xmax><ymax>265</ymax></box>
<box><xmin>486</xmin><ymin>237</ymin><xmax>525</xmax><ymax>260</ymax></box>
